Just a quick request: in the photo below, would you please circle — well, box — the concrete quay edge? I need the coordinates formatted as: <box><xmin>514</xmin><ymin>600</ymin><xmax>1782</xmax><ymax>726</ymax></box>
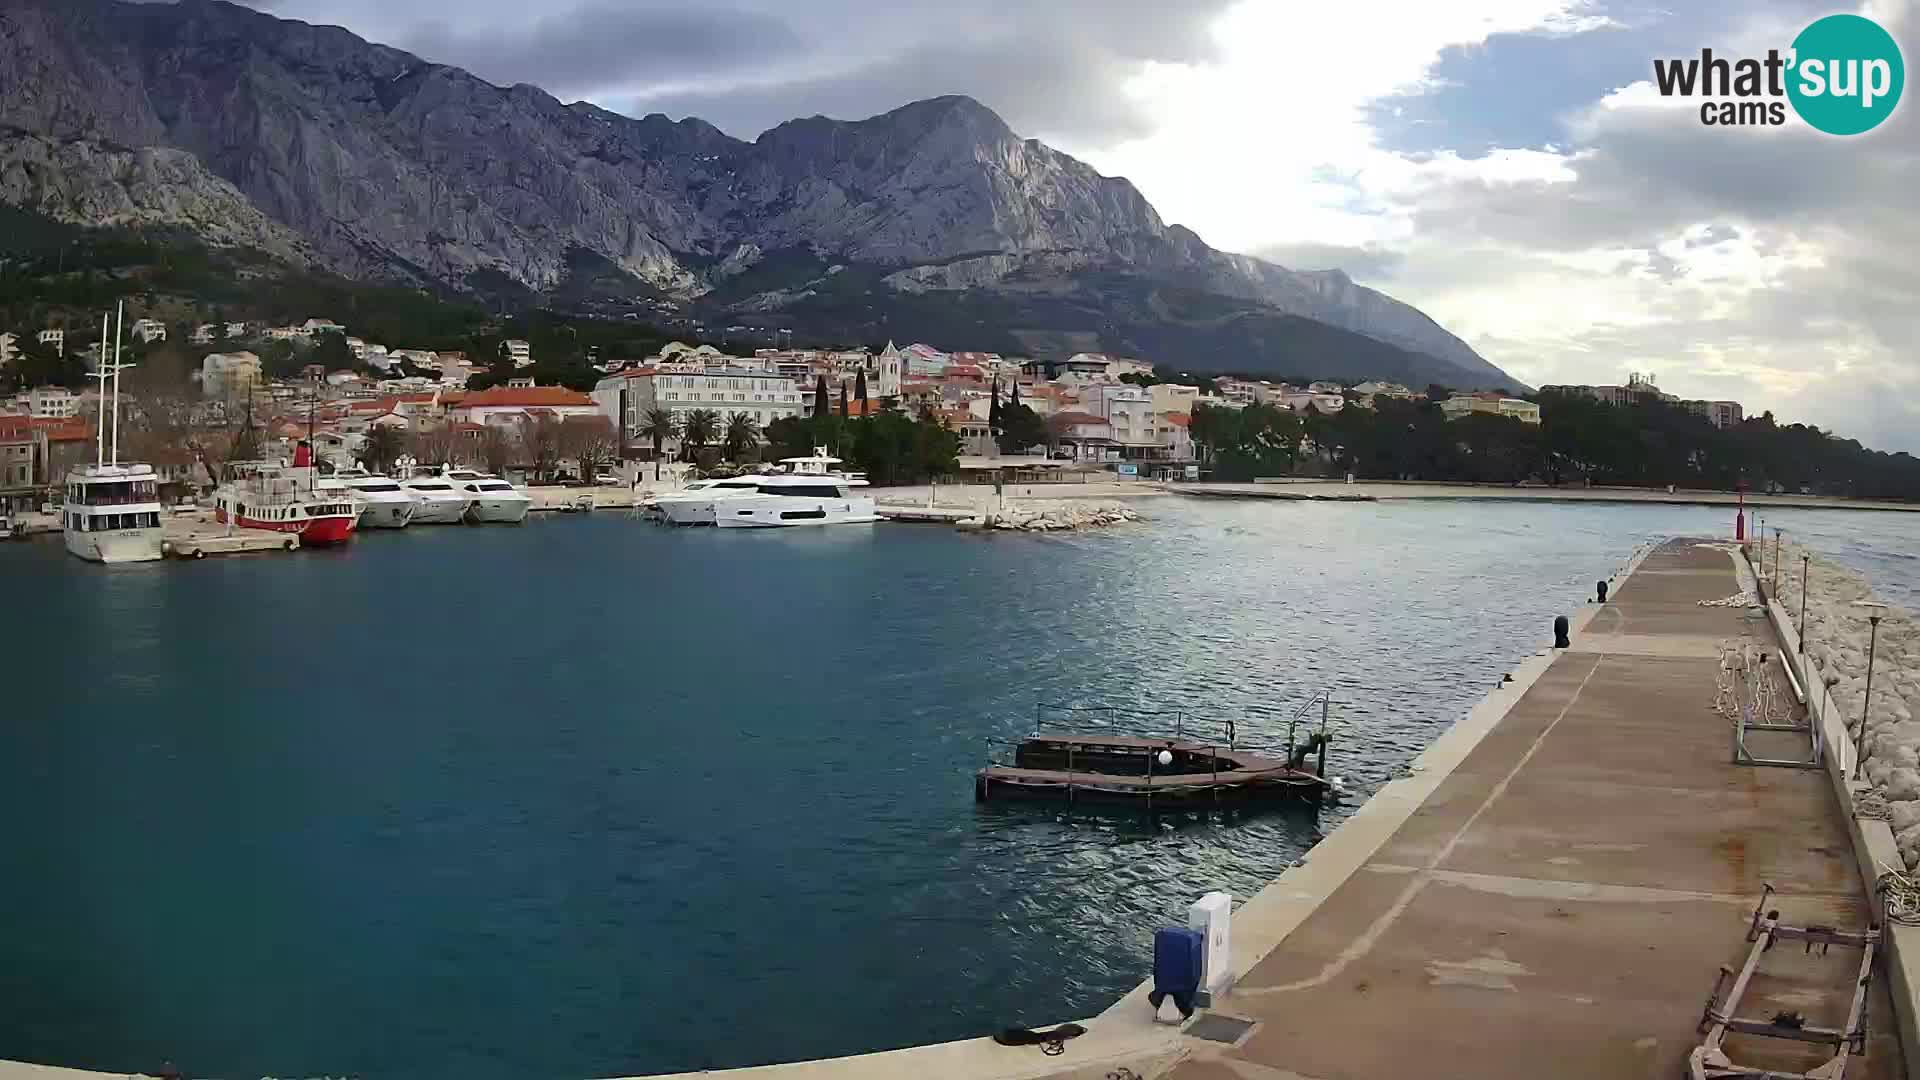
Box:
<box><xmin>1750</xmin><ymin>546</ymin><xmax>1920</xmax><ymax>1080</ymax></box>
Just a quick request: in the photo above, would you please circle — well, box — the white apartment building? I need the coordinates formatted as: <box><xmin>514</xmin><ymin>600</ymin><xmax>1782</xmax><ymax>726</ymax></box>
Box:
<box><xmin>129</xmin><ymin>318</ymin><xmax>167</xmax><ymax>344</ymax></box>
<box><xmin>27</xmin><ymin>385</ymin><xmax>78</xmax><ymax>419</ymax></box>
<box><xmin>500</xmin><ymin>340</ymin><xmax>532</xmax><ymax>368</ymax></box>
<box><xmin>1149</xmin><ymin>383</ymin><xmax>1200</xmax><ymax>414</ymax></box>
<box><xmin>37</xmin><ymin>328</ymin><xmax>63</xmax><ymax>355</ymax></box>
<box><xmin>0</xmin><ymin>332</ymin><xmax>16</xmax><ymax>367</ymax></box>
<box><xmin>1079</xmin><ymin>382</ymin><xmax>1157</xmax><ymax>455</ymax></box>
<box><xmin>594</xmin><ymin>366</ymin><xmax>806</xmax><ymax>451</ymax></box>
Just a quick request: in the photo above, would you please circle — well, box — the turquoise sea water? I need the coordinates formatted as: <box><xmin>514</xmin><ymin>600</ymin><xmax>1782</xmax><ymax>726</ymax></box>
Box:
<box><xmin>2</xmin><ymin>497</ymin><xmax>1915</xmax><ymax>1079</ymax></box>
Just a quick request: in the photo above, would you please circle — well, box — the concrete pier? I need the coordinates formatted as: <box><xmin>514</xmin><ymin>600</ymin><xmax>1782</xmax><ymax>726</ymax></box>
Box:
<box><xmin>1165</xmin><ymin>539</ymin><xmax>1905</xmax><ymax>1080</ymax></box>
<box><xmin>161</xmin><ymin>516</ymin><xmax>296</xmax><ymax>557</ymax></box>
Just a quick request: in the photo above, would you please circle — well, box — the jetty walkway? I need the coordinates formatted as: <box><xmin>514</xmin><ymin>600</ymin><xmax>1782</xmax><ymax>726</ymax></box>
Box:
<box><xmin>1163</xmin><ymin>538</ymin><xmax>1904</xmax><ymax>1079</ymax></box>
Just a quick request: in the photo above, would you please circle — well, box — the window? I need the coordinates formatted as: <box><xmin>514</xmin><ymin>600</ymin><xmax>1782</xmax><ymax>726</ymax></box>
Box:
<box><xmin>780</xmin><ymin>509</ymin><xmax>828</xmax><ymax>520</ymax></box>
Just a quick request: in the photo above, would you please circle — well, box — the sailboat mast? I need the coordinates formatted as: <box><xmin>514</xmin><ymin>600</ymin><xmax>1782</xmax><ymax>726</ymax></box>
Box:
<box><xmin>95</xmin><ymin>311</ymin><xmax>109</xmax><ymax>468</ymax></box>
<box><xmin>110</xmin><ymin>301</ymin><xmax>123</xmax><ymax>466</ymax></box>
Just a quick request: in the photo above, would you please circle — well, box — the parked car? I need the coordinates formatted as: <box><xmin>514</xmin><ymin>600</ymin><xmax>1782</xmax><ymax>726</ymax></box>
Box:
<box><xmin>593</xmin><ymin>471</ymin><xmax>621</xmax><ymax>485</ymax></box>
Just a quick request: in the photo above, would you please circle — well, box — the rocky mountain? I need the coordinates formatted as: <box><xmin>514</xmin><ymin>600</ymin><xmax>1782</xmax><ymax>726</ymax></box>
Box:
<box><xmin>0</xmin><ymin>0</ymin><xmax>1519</xmax><ymax>389</ymax></box>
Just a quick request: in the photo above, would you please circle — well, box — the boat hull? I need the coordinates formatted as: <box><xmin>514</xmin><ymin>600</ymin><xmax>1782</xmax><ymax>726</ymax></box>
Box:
<box><xmin>657</xmin><ymin>499</ymin><xmax>718</xmax><ymax>525</ymax></box>
<box><xmin>407</xmin><ymin>498</ymin><xmax>471</xmax><ymax>524</ymax></box>
<box><xmin>64</xmin><ymin>527</ymin><xmax>165</xmax><ymax>563</ymax></box>
<box><xmin>714</xmin><ymin>497</ymin><xmax>879</xmax><ymax>529</ymax></box>
<box><xmin>214</xmin><ymin>507</ymin><xmax>357</xmax><ymax>545</ymax></box>
<box><xmin>358</xmin><ymin>501</ymin><xmax>415</xmax><ymax>528</ymax></box>
<box><xmin>465</xmin><ymin>498</ymin><xmax>530</xmax><ymax>524</ymax></box>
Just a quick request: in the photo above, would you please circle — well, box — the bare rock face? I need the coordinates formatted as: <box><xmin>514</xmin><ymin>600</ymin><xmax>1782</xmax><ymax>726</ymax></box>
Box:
<box><xmin>0</xmin><ymin>0</ymin><xmax>1517</xmax><ymax>388</ymax></box>
<box><xmin>0</xmin><ymin>133</ymin><xmax>311</xmax><ymax>263</ymax></box>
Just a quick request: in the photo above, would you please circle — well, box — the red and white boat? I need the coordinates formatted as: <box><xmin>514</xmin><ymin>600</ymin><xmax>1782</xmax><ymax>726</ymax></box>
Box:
<box><xmin>212</xmin><ymin>455</ymin><xmax>358</xmax><ymax>546</ymax></box>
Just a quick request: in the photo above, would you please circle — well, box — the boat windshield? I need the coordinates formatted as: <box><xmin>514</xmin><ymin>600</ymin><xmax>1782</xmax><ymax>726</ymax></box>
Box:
<box><xmin>758</xmin><ymin>483</ymin><xmax>845</xmax><ymax>497</ymax></box>
<box><xmin>478</xmin><ymin>482</ymin><xmax>516</xmax><ymax>492</ymax></box>
<box><xmin>359</xmin><ymin>482</ymin><xmax>403</xmax><ymax>493</ymax></box>
<box><xmin>411</xmin><ymin>482</ymin><xmax>453</xmax><ymax>491</ymax></box>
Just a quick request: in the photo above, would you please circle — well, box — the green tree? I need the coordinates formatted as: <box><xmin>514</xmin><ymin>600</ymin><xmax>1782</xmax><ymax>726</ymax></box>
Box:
<box><xmin>313</xmin><ymin>332</ymin><xmax>354</xmax><ymax>372</ymax></box>
<box><xmin>723</xmin><ymin>411</ymin><xmax>761</xmax><ymax>462</ymax></box>
<box><xmin>679</xmin><ymin>408</ymin><xmax>720</xmax><ymax>462</ymax></box>
<box><xmin>635</xmin><ymin>407</ymin><xmax>680</xmax><ymax>480</ymax></box>
<box><xmin>812</xmin><ymin>374</ymin><xmax>830</xmax><ymax>417</ymax></box>
<box><xmin>855</xmin><ymin>369</ymin><xmax>869</xmax><ymax>415</ymax></box>
<box><xmin>997</xmin><ymin>403</ymin><xmax>1045</xmax><ymax>455</ymax></box>
<box><xmin>362</xmin><ymin>423</ymin><xmax>405</xmax><ymax>473</ymax></box>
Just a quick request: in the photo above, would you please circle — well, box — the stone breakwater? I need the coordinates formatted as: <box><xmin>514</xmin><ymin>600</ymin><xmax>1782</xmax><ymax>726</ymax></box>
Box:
<box><xmin>966</xmin><ymin>501</ymin><xmax>1140</xmax><ymax>531</ymax></box>
<box><xmin>1775</xmin><ymin>542</ymin><xmax>1920</xmax><ymax>866</ymax></box>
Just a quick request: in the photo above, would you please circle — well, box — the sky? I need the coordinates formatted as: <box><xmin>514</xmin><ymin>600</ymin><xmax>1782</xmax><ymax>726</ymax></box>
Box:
<box><xmin>233</xmin><ymin>0</ymin><xmax>1918</xmax><ymax>451</ymax></box>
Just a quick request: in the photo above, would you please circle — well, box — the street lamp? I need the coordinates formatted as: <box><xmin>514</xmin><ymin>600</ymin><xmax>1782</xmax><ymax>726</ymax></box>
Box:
<box><xmin>1772</xmin><ymin>527</ymin><xmax>1782</xmax><ymax>595</ymax></box>
<box><xmin>1854</xmin><ymin>600</ymin><xmax>1890</xmax><ymax>738</ymax></box>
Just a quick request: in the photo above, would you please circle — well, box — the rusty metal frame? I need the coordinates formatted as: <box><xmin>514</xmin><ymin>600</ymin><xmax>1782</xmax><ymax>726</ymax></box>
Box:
<box><xmin>1690</xmin><ymin>884</ymin><xmax>1879</xmax><ymax>1080</ymax></box>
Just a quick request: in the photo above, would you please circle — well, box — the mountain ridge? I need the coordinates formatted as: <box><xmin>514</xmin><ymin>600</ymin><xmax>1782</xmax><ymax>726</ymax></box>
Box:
<box><xmin>0</xmin><ymin>0</ymin><xmax>1519</xmax><ymax>389</ymax></box>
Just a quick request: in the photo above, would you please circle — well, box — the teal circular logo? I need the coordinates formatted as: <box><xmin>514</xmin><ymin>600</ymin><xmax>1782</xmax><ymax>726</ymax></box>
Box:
<box><xmin>1787</xmin><ymin>14</ymin><xmax>1904</xmax><ymax>135</ymax></box>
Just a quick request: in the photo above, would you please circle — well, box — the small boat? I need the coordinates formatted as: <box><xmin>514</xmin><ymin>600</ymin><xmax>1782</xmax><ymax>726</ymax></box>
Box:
<box><xmin>556</xmin><ymin>494</ymin><xmax>594</xmax><ymax>514</ymax></box>
<box><xmin>975</xmin><ymin>733</ymin><xmax>1334</xmax><ymax>808</ymax></box>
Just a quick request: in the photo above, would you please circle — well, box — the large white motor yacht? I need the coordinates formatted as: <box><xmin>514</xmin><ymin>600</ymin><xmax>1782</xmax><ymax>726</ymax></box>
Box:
<box><xmin>332</xmin><ymin>467</ymin><xmax>416</xmax><ymax>529</ymax></box>
<box><xmin>711</xmin><ymin>451</ymin><xmax>878</xmax><ymax>529</ymax></box>
<box><xmin>444</xmin><ymin>468</ymin><xmax>531</xmax><ymax>524</ymax></box>
<box><xmin>401</xmin><ymin>475</ymin><xmax>473</xmax><ymax>524</ymax></box>
<box><xmin>654</xmin><ymin>475</ymin><xmax>774</xmax><ymax>526</ymax></box>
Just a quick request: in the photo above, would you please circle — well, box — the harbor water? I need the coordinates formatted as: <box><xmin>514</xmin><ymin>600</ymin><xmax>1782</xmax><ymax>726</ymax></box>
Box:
<box><xmin>2</xmin><ymin>497</ymin><xmax>1917</xmax><ymax>1080</ymax></box>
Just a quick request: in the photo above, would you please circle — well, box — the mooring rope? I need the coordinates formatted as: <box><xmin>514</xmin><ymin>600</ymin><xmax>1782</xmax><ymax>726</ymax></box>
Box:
<box><xmin>1700</xmin><ymin>590</ymin><xmax>1761</xmax><ymax>608</ymax></box>
<box><xmin>1877</xmin><ymin>868</ymin><xmax>1920</xmax><ymax>927</ymax></box>
<box><xmin>1856</xmin><ymin>788</ymin><xmax>1893</xmax><ymax>822</ymax></box>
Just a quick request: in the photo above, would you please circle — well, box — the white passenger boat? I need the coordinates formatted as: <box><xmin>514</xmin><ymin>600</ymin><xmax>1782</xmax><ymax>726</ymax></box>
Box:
<box><xmin>711</xmin><ymin>451</ymin><xmax>878</xmax><ymax>529</ymax></box>
<box><xmin>443</xmin><ymin>468</ymin><xmax>531</xmax><ymax>524</ymax></box>
<box><xmin>63</xmin><ymin>303</ymin><xmax>164</xmax><ymax>563</ymax></box>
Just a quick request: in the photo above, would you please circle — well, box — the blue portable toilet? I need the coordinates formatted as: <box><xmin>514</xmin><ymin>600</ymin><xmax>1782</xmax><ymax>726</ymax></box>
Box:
<box><xmin>1149</xmin><ymin>926</ymin><xmax>1204</xmax><ymax>1018</ymax></box>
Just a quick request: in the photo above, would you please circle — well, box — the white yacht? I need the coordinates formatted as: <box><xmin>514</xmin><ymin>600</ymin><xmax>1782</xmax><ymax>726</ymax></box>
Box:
<box><xmin>332</xmin><ymin>467</ymin><xmax>416</xmax><ymax>529</ymax></box>
<box><xmin>444</xmin><ymin>468</ymin><xmax>531</xmax><ymax>524</ymax></box>
<box><xmin>654</xmin><ymin>475</ymin><xmax>775</xmax><ymax>526</ymax></box>
<box><xmin>63</xmin><ymin>303</ymin><xmax>164</xmax><ymax>563</ymax></box>
<box><xmin>711</xmin><ymin>451</ymin><xmax>878</xmax><ymax>529</ymax></box>
<box><xmin>401</xmin><ymin>475</ymin><xmax>473</xmax><ymax>524</ymax></box>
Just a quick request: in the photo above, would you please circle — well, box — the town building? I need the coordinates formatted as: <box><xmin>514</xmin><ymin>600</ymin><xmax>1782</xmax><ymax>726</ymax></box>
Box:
<box><xmin>1440</xmin><ymin>393</ymin><xmax>1542</xmax><ymax>424</ymax></box>
<box><xmin>225</xmin><ymin>322</ymin><xmax>249</xmax><ymax>340</ymax></box>
<box><xmin>190</xmin><ymin>324</ymin><xmax>217</xmax><ymax>345</ymax></box>
<box><xmin>1077</xmin><ymin>383</ymin><xmax>1158</xmax><ymax>456</ymax></box>
<box><xmin>201</xmin><ymin>352</ymin><xmax>264</xmax><ymax>400</ymax></box>
<box><xmin>0</xmin><ymin>420</ymin><xmax>41</xmax><ymax>512</ymax></box>
<box><xmin>1149</xmin><ymin>383</ymin><xmax>1201</xmax><ymax>414</ymax></box>
<box><xmin>1686</xmin><ymin>399</ymin><xmax>1746</xmax><ymax>429</ymax></box>
<box><xmin>1352</xmin><ymin>380</ymin><xmax>1418</xmax><ymax>399</ymax></box>
<box><xmin>37</xmin><ymin>328</ymin><xmax>63</xmax><ymax>355</ymax></box>
<box><xmin>593</xmin><ymin>366</ymin><xmax>805</xmax><ymax>452</ymax></box>
<box><xmin>300</xmin><ymin>318</ymin><xmax>346</xmax><ymax>336</ymax></box>
<box><xmin>500</xmin><ymin>340</ymin><xmax>532</xmax><ymax>368</ymax></box>
<box><xmin>447</xmin><ymin>385</ymin><xmax>599</xmax><ymax>429</ymax></box>
<box><xmin>1540</xmin><ymin>373</ymin><xmax>1670</xmax><ymax>407</ymax></box>
<box><xmin>0</xmin><ymin>331</ymin><xmax>16</xmax><ymax>367</ymax></box>
<box><xmin>26</xmin><ymin>386</ymin><xmax>79</xmax><ymax>419</ymax></box>
<box><xmin>129</xmin><ymin>318</ymin><xmax>167</xmax><ymax>344</ymax></box>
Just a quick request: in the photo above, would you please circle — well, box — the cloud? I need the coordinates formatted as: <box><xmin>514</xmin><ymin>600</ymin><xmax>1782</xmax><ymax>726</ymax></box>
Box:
<box><xmin>398</xmin><ymin>5</ymin><xmax>802</xmax><ymax>100</ymax></box>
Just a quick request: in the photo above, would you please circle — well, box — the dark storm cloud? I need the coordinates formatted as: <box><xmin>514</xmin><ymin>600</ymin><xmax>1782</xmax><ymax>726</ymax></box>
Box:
<box><xmin>399</xmin><ymin>5</ymin><xmax>803</xmax><ymax>98</ymax></box>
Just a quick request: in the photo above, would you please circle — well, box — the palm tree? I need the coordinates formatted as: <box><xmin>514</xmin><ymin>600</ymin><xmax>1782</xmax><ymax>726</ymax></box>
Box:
<box><xmin>723</xmin><ymin>411</ymin><xmax>760</xmax><ymax>462</ymax></box>
<box><xmin>362</xmin><ymin>423</ymin><xmax>405</xmax><ymax>473</ymax></box>
<box><xmin>635</xmin><ymin>406</ymin><xmax>679</xmax><ymax>481</ymax></box>
<box><xmin>680</xmin><ymin>408</ymin><xmax>720</xmax><ymax>462</ymax></box>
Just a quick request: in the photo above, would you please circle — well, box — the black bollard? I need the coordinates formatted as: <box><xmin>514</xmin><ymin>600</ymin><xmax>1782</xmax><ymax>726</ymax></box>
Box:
<box><xmin>1554</xmin><ymin>615</ymin><xmax>1570</xmax><ymax>649</ymax></box>
<box><xmin>1596</xmin><ymin>580</ymin><xmax>1609</xmax><ymax>604</ymax></box>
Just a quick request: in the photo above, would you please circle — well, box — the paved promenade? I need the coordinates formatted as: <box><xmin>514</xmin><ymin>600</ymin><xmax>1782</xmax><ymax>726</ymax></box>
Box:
<box><xmin>1169</xmin><ymin>540</ymin><xmax>1903</xmax><ymax>1079</ymax></box>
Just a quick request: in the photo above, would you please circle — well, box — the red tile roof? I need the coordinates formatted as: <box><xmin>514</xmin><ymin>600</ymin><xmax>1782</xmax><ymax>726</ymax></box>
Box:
<box><xmin>1052</xmin><ymin>411</ymin><xmax>1108</xmax><ymax>426</ymax></box>
<box><xmin>1162</xmin><ymin>412</ymin><xmax>1191</xmax><ymax>428</ymax></box>
<box><xmin>454</xmin><ymin>387</ymin><xmax>594</xmax><ymax>408</ymax></box>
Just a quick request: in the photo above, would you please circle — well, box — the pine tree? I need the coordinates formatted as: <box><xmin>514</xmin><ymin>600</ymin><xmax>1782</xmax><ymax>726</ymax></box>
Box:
<box><xmin>1009</xmin><ymin>380</ymin><xmax>1022</xmax><ymax>409</ymax></box>
<box><xmin>989</xmin><ymin>380</ymin><xmax>1002</xmax><ymax>433</ymax></box>
<box><xmin>813</xmin><ymin>374</ymin><xmax>830</xmax><ymax>418</ymax></box>
<box><xmin>855</xmin><ymin>369</ymin><xmax>869</xmax><ymax>416</ymax></box>
<box><xmin>839</xmin><ymin>382</ymin><xmax>849</xmax><ymax>417</ymax></box>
